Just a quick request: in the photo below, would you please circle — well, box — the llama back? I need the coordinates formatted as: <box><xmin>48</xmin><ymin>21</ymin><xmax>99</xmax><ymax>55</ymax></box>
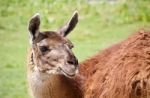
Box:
<box><xmin>80</xmin><ymin>31</ymin><xmax>150</xmax><ymax>98</ymax></box>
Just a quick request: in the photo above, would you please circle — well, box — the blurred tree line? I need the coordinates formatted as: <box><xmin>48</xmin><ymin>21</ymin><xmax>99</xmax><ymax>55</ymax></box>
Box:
<box><xmin>84</xmin><ymin>0</ymin><xmax>150</xmax><ymax>26</ymax></box>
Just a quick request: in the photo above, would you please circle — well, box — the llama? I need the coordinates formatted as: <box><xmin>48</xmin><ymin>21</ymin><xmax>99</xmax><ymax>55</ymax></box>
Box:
<box><xmin>81</xmin><ymin>31</ymin><xmax>150</xmax><ymax>98</ymax></box>
<box><xmin>27</xmin><ymin>12</ymin><xmax>150</xmax><ymax>98</ymax></box>
<box><xmin>27</xmin><ymin>12</ymin><xmax>83</xmax><ymax>98</ymax></box>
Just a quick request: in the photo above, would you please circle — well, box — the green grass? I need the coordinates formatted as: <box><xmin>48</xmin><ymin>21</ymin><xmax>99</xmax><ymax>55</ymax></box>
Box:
<box><xmin>0</xmin><ymin>0</ymin><xmax>150</xmax><ymax>98</ymax></box>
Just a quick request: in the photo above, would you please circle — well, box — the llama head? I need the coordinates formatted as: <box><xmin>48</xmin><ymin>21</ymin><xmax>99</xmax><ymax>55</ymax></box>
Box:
<box><xmin>28</xmin><ymin>11</ymin><xmax>78</xmax><ymax>78</ymax></box>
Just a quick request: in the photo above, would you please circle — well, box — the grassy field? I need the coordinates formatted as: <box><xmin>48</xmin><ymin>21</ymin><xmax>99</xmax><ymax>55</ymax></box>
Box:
<box><xmin>0</xmin><ymin>0</ymin><xmax>150</xmax><ymax>98</ymax></box>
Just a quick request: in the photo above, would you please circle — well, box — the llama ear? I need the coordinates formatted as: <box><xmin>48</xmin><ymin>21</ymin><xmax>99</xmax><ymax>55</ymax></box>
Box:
<box><xmin>28</xmin><ymin>13</ymin><xmax>40</xmax><ymax>44</ymax></box>
<box><xmin>58</xmin><ymin>11</ymin><xmax>78</xmax><ymax>37</ymax></box>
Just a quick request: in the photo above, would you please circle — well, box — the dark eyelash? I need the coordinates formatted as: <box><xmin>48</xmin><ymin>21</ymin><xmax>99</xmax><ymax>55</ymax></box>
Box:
<box><xmin>70</xmin><ymin>45</ymin><xmax>74</xmax><ymax>49</ymax></box>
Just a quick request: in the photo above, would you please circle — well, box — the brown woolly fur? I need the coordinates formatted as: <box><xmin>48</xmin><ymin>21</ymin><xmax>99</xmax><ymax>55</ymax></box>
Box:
<box><xmin>80</xmin><ymin>30</ymin><xmax>150</xmax><ymax>98</ymax></box>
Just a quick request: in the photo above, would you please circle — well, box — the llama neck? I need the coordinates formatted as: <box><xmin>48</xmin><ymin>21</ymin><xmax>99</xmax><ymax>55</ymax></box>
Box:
<box><xmin>29</xmin><ymin>70</ymin><xmax>83</xmax><ymax>98</ymax></box>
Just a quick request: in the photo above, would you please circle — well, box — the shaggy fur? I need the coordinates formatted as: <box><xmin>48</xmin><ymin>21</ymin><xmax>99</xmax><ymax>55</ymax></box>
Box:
<box><xmin>80</xmin><ymin>31</ymin><xmax>150</xmax><ymax>98</ymax></box>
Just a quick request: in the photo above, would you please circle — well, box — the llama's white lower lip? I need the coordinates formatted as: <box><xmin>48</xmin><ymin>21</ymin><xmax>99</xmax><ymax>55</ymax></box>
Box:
<box><xmin>59</xmin><ymin>67</ymin><xmax>76</xmax><ymax>77</ymax></box>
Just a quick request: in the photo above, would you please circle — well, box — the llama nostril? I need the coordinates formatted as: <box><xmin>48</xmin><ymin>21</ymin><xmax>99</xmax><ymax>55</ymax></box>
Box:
<box><xmin>67</xmin><ymin>58</ymin><xmax>78</xmax><ymax>66</ymax></box>
<box><xmin>75</xmin><ymin>59</ymin><xmax>78</xmax><ymax>65</ymax></box>
<box><xmin>67</xmin><ymin>60</ymin><xmax>74</xmax><ymax>65</ymax></box>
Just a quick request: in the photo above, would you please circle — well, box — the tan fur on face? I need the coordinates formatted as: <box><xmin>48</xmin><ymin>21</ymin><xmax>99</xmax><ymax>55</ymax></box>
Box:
<box><xmin>32</xmin><ymin>32</ymin><xmax>78</xmax><ymax>76</ymax></box>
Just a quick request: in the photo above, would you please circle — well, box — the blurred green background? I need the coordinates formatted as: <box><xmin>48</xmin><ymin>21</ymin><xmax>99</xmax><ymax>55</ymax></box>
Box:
<box><xmin>0</xmin><ymin>0</ymin><xmax>150</xmax><ymax>98</ymax></box>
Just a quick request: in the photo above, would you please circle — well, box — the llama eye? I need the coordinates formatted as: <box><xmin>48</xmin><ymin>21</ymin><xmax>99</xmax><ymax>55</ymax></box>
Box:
<box><xmin>39</xmin><ymin>46</ymin><xmax>50</xmax><ymax>52</ymax></box>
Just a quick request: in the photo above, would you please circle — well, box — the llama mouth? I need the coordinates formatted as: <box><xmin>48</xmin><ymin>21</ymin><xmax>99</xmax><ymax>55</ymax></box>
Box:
<box><xmin>58</xmin><ymin>67</ymin><xmax>76</xmax><ymax>77</ymax></box>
